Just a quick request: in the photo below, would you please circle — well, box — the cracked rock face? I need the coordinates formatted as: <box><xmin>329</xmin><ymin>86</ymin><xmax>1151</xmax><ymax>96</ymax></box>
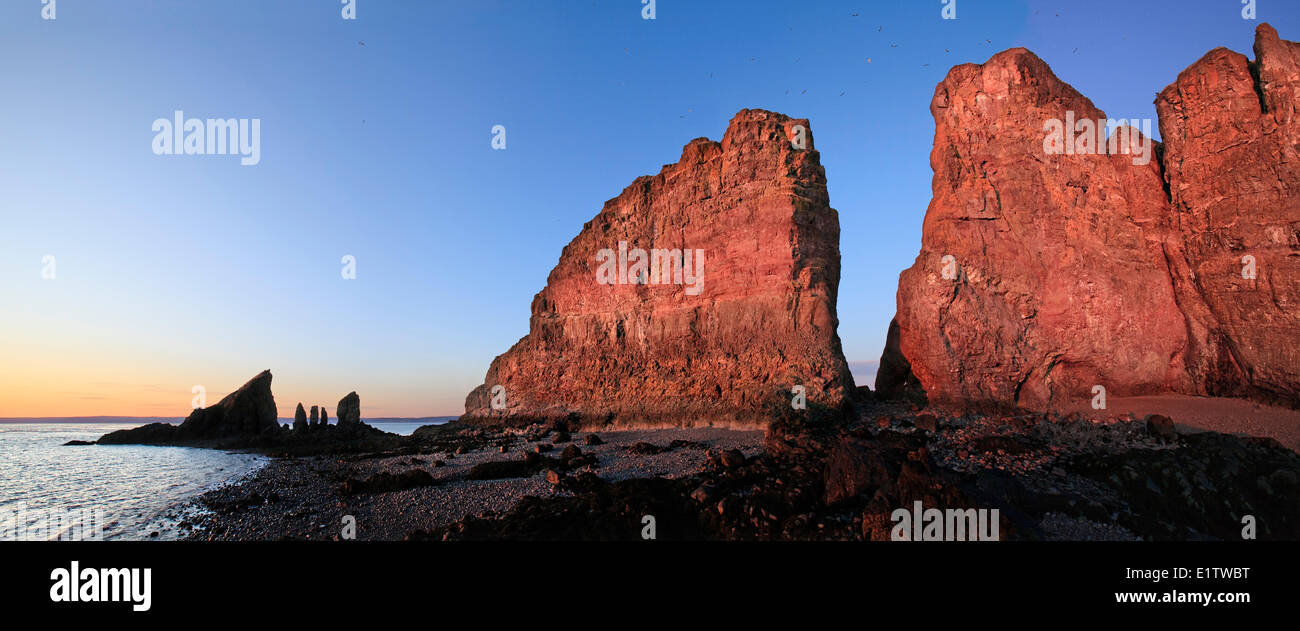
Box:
<box><xmin>883</xmin><ymin>47</ymin><xmax>1189</xmax><ymax>410</ymax></box>
<box><xmin>465</xmin><ymin>109</ymin><xmax>854</xmax><ymax>428</ymax></box>
<box><xmin>1156</xmin><ymin>23</ymin><xmax>1300</xmax><ymax>406</ymax></box>
<box><xmin>882</xmin><ymin>24</ymin><xmax>1300</xmax><ymax>411</ymax></box>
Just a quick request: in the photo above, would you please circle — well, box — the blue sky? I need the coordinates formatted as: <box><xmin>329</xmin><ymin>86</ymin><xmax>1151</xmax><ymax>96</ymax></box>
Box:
<box><xmin>0</xmin><ymin>0</ymin><xmax>1294</xmax><ymax>417</ymax></box>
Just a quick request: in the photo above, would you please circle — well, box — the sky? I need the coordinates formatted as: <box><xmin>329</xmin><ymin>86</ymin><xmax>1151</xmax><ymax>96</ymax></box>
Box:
<box><xmin>1</xmin><ymin>0</ymin><xmax>1295</xmax><ymax>418</ymax></box>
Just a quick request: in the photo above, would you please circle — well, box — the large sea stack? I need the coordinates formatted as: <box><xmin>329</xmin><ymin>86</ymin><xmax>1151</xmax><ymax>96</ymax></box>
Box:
<box><xmin>880</xmin><ymin>24</ymin><xmax>1300</xmax><ymax>411</ymax></box>
<box><xmin>464</xmin><ymin>109</ymin><xmax>855</xmax><ymax>428</ymax></box>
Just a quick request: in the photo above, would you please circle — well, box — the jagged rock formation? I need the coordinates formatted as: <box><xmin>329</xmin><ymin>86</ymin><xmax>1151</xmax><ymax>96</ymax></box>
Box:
<box><xmin>101</xmin><ymin>370</ymin><xmax>280</xmax><ymax>444</ymax></box>
<box><xmin>337</xmin><ymin>392</ymin><xmax>360</xmax><ymax>429</ymax></box>
<box><xmin>96</xmin><ymin>373</ymin><xmax>388</xmax><ymax>449</ymax></box>
<box><xmin>880</xmin><ymin>24</ymin><xmax>1300</xmax><ymax>411</ymax></box>
<box><xmin>464</xmin><ymin>109</ymin><xmax>855</xmax><ymax>428</ymax></box>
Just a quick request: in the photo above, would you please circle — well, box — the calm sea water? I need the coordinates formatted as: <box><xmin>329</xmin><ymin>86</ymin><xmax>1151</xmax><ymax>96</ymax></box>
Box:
<box><xmin>0</xmin><ymin>422</ymin><xmax>265</xmax><ymax>541</ymax></box>
<box><xmin>366</xmin><ymin>421</ymin><xmax>429</xmax><ymax>436</ymax></box>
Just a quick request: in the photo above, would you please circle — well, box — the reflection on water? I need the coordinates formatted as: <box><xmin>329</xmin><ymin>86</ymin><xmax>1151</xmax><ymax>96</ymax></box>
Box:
<box><xmin>0</xmin><ymin>423</ymin><xmax>265</xmax><ymax>541</ymax></box>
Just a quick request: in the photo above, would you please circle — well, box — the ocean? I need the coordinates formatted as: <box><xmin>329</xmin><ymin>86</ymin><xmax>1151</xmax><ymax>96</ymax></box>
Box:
<box><xmin>0</xmin><ymin>418</ymin><xmax>450</xmax><ymax>541</ymax></box>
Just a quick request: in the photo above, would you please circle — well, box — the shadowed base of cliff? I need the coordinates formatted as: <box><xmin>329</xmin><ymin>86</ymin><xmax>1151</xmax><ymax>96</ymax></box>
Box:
<box><xmin>176</xmin><ymin>392</ymin><xmax>1300</xmax><ymax>541</ymax></box>
<box><xmin>412</xmin><ymin>407</ymin><xmax>1298</xmax><ymax>541</ymax></box>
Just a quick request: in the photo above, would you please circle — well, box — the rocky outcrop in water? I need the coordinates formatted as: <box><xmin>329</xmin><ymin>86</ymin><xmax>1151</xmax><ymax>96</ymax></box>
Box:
<box><xmin>880</xmin><ymin>24</ymin><xmax>1300</xmax><ymax>412</ymax></box>
<box><xmin>337</xmin><ymin>392</ymin><xmax>360</xmax><ymax>429</ymax></box>
<box><xmin>96</xmin><ymin>372</ymin><xmax>390</xmax><ymax>451</ymax></box>
<box><xmin>100</xmin><ymin>370</ymin><xmax>281</xmax><ymax>445</ymax></box>
<box><xmin>464</xmin><ymin>109</ymin><xmax>855</xmax><ymax>428</ymax></box>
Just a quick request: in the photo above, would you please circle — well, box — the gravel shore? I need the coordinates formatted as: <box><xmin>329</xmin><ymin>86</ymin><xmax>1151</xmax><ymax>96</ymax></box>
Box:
<box><xmin>183</xmin><ymin>427</ymin><xmax>763</xmax><ymax>541</ymax></box>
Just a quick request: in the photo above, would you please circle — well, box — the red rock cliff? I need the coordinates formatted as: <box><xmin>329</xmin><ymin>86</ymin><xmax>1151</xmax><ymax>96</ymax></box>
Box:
<box><xmin>1156</xmin><ymin>23</ymin><xmax>1300</xmax><ymax>405</ymax></box>
<box><xmin>465</xmin><ymin>109</ymin><xmax>854</xmax><ymax>428</ymax></box>
<box><xmin>881</xmin><ymin>24</ymin><xmax>1300</xmax><ymax>411</ymax></box>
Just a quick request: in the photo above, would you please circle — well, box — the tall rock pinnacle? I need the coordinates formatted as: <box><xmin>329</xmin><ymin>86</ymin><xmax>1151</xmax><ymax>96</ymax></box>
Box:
<box><xmin>464</xmin><ymin>109</ymin><xmax>855</xmax><ymax>428</ymax></box>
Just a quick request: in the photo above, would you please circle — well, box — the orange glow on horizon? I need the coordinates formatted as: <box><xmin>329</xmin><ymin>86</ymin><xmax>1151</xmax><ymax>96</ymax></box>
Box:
<box><xmin>0</xmin><ymin>360</ymin><xmax>463</xmax><ymax>419</ymax></box>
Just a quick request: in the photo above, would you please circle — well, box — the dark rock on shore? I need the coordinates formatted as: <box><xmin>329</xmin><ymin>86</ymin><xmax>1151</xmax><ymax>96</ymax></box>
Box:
<box><xmin>464</xmin><ymin>458</ymin><xmax>548</xmax><ymax>481</ymax></box>
<box><xmin>463</xmin><ymin>442</ymin><xmax>599</xmax><ymax>481</ymax></box>
<box><xmin>412</xmin><ymin>405</ymin><xmax>1299</xmax><ymax>541</ymax></box>
<box><xmin>1145</xmin><ymin>414</ymin><xmax>1176</xmax><ymax>441</ymax></box>
<box><xmin>409</xmin><ymin>476</ymin><xmax>706</xmax><ymax>541</ymax></box>
<box><xmin>627</xmin><ymin>440</ymin><xmax>707</xmax><ymax>456</ymax></box>
<box><xmin>340</xmin><ymin>469</ymin><xmax>437</xmax><ymax>495</ymax></box>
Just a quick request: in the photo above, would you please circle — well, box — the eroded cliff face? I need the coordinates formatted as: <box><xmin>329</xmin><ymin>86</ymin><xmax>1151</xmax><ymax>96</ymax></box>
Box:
<box><xmin>881</xmin><ymin>46</ymin><xmax>1190</xmax><ymax>410</ymax></box>
<box><xmin>1156</xmin><ymin>23</ymin><xmax>1300</xmax><ymax>406</ymax></box>
<box><xmin>882</xmin><ymin>24</ymin><xmax>1300</xmax><ymax>411</ymax></box>
<box><xmin>465</xmin><ymin>109</ymin><xmax>854</xmax><ymax>428</ymax></box>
